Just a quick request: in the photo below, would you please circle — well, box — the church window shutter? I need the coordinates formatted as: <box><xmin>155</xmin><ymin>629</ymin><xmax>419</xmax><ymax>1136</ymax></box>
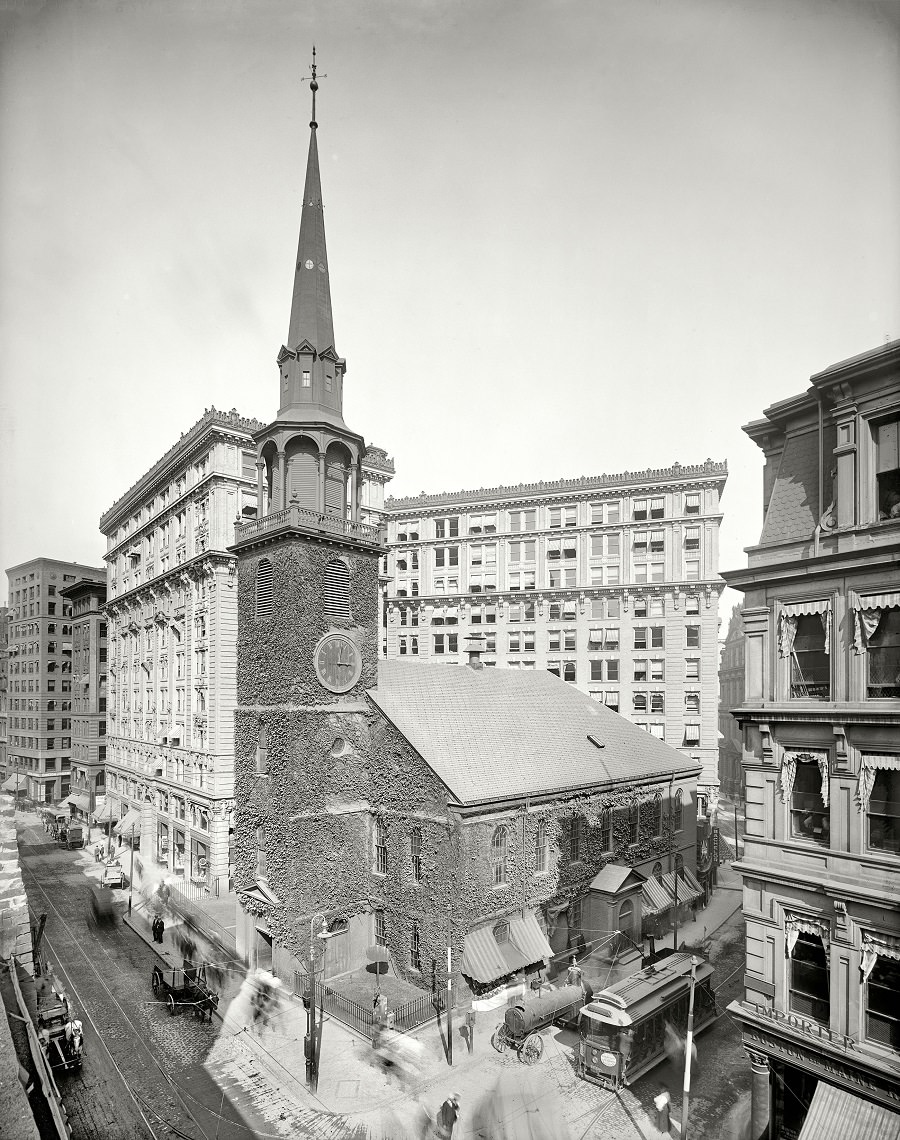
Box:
<box><xmin>256</xmin><ymin>559</ymin><xmax>274</xmax><ymax>619</ymax></box>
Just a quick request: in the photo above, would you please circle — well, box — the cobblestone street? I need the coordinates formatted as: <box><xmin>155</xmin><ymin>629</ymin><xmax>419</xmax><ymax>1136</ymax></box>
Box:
<box><xmin>17</xmin><ymin>816</ymin><xmax>362</xmax><ymax>1140</ymax></box>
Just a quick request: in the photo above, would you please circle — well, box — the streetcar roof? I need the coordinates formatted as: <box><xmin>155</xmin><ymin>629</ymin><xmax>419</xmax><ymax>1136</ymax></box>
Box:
<box><xmin>582</xmin><ymin>953</ymin><xmax>713</xmax><ymax>1025</ymax></box>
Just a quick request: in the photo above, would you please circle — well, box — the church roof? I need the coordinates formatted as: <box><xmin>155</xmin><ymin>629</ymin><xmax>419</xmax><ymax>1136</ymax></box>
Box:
<box><xmin>367</xmin><ymin>659</ymin><xmax>699</xmax><ymax>807</ymax></box>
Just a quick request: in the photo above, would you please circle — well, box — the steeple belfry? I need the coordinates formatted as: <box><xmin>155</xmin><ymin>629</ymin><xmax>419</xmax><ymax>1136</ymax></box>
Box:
<box><xmin>278</xmin><ymin>47</ymin><xmax>346</xmax><ymax>427</ymax></box>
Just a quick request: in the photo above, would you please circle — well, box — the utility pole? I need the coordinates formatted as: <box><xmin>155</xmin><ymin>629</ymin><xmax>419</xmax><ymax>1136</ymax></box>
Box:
<box><xmin>681</xmin><ymin>956</ymin><xmax>699</xmax><ymax>1138</ymax></box>
<box><xmin>306</xmin><ymin>917</ymin><xmax>317</xmax><ymax>1090</ymax></box>
<box><xmin>128</xmin><ymin>822</ymin><xmax>136</xmax><ymax>915</ymax></box>
<box><xmin>447</xmin><ymin>941</ymin><xmax>453</xmax><ymax>1067</ymax></box>
<box><xmin>673</xmin><ymin>870</ymin><xmax>679</xmax><ymax>950</ymax></box>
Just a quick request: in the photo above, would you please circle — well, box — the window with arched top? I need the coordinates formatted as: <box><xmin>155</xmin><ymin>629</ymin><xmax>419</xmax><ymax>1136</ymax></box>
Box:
<box><xmin>411</xmin><ymin>922</ymin><xmax>422</xmax><ymax>971</ymax></box>
<box><xmin>256</xmin><ymin>558</ymin><xmax>274</xmax><ymax>619</ymax></box>
<box><xmin>650</xmin><ymin>792</ymin><xmax>662</xmax><ymax>837</ymax></box>
<box><xmin>653</xmin><ymin>861</ymin><xmax>663</xmax><ymax>882</ymax></box>
<box><xmin>675</xmin><ymin>852</ymin><xmax>684</xmax><ymax>877</ymax></box>
<box><xmin>535</xmin><ymin>817</ymin><xmax>549</xmax><ymax>874</ymax></box>
<box><xmin>491</xmin><ymin>826</ymin><xmax>508</xmax><ymax>886</ymax></box>
<box><xmin>627</xmin><ymin>802</ymin><xmax>639</xmax><ymax>845</ymax></box>
<box><xmin>324</xmin><ymin>559</ymin><xmax>351</xmax><ymax>620</ymax></box>
<box><xmin>493</xmin><ymin>921</ymin><xmax>509</xmax><ymax>944</ymax></box>
<box><xmin>619</xmin><ymin>899</ymin><xmax>634</xmax><ymax>937</ymax></box>
<box><xmin>674</xmin><ymin>789</ymin><xmax>684</xmax><ymax>832</ymax></box>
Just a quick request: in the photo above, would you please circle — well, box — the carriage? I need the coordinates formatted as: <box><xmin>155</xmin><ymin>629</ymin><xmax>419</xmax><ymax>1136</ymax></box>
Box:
<box><xmin>37</xmin><ymin>996</ymin><xmax>84</xmax><ymax>1073</ymax></box>
<box><xmin>490</xmin><ymin>984</ymin><xmax>585</xmax><ymax>1064</ymax></box>
<box><xmin>88</xmin><ymin>885</ymin><xmax>117</xmax><ymax>929</ymax></box>
<box><xmin>151</xmin><ymin>963</ymin><xmax>219</xmax><ymax>1020</ymax></box>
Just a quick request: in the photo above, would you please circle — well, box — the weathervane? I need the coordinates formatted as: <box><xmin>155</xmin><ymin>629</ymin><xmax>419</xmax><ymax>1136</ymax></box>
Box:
<box><xmin>303</xmin><ymin>46</ymin><xmax>326</xmax><ymax>129</ymax></box>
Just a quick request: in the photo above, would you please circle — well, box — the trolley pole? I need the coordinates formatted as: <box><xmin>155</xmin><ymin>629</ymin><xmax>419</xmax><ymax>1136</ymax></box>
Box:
<box><xmin>681</xmin><ymin>956</ymin><xmax>699</xmax><ymax>1138</ymax></box>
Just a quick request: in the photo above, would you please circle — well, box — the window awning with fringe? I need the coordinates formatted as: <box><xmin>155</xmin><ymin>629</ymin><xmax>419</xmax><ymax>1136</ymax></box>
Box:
<box><xmin>851</xmin><ymin>591</ymin><xmax>900</xmax><ymax>654</ymax></box>
<box><xmin>780</xmin><ymin>751</ymin><xmax>829</xmax><ymax>807</ymax></box>
<box><xmin>778</xmin><ymin>600</ymin><xmax>832</xmax><ymax>658</ymax></box>
<box><xmin>861</xmin><ymin>931</ymin><xmax>900</xmax><ymax>982</ymax></box>
<box><xmin>856</xmin><ymin>753</ymin><xmax>900</xmax><ymax>814</ymax></box>
<box><xmin>785</xmin><ymin>911</ymin><xmax>830</xmax><ymax>956</ymax></box>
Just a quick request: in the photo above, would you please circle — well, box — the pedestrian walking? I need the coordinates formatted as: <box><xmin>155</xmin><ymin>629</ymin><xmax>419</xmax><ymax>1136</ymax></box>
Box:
<box><xmin>437</xmin><ymin>1093</ymin><xmax>460</xmax><ymax>1139</ymax></box>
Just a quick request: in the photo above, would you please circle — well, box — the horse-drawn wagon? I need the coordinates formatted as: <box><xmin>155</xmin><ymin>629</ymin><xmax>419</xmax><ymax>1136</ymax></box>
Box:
<box><xmin>151</xmin><ymin>963</ymin><xmax>219</xmax><ymax>1020</ymax></box>
<box><xmin>491</xmin><ymin>984</ymin><xmax>585</xmax><ymax>1064</ymax></box>
<box><xmin>37</xmin><ymin>995</ymin><xmax>84</xmax><ymax>1073</ymax></box>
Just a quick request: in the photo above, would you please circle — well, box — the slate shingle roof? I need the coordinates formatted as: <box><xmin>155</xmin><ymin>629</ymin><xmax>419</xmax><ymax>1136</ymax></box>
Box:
<box><xmin>759</xmin><ymin>429</ymin><xmax>819</xmax><ymax>545</ymax></box>
<box><xmin>368</xmin><ymin>659</ymin><xmax>699</xmax><ymax>806</ymax></box>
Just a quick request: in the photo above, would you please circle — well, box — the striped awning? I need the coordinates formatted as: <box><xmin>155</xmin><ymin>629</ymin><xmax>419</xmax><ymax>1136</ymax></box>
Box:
<box><xmin>93</xmin><ymin>800</ymin><xmax>114</xmax><ymax>823</ymax></box>
<box><xmin>781</xmin><ymin>599</ymin><xmax>831</xmax><ymax>617</ymax></box>
<box><xmin>68</xmin><ymin>793</ymin><xmax>90</xmax><ymax>813</ymax></box>
<box><xmin>461</xmin><ymin>912</ymin><xmax>552</xmax><ymax>985</ymax></box>
<box><xmin>663</xmin><ymin>869</ymin><xmax>703</xmax><ymax>906</ymax></box>
<box><xmin>852</xmin><ymin>591</ymin><xmax>900</xmax><ymax>612</ymax></box>
<box><xmin>798</xmin><ymin>1081</ymin><xmax>900</xmax><ymax>1140</ymax></box>
<box><xmin>2</xmin><ymin>775</ymin><xmax>22</xmax><ymax>792</ymax></box>
<box><xmin>642</xmin><ymin>877</ymin><xmax>673</xmax><ymax>917</ymax></box>
<box><xmin>114</xmin><ymin>807</ymin><xmax>142</xmax><ymax>836</ymax></box>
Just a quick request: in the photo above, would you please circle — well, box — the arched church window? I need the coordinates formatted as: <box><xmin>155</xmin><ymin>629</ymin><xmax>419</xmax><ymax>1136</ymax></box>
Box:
<box><xmin>256</xmin><ymin>559</ymin><xmax>274</xmax><ymax>619</ymax></box>
<box><xmin>324</xmin><ymin>559</ymin><xmax>351</xmax><ymax>620</ymax></box>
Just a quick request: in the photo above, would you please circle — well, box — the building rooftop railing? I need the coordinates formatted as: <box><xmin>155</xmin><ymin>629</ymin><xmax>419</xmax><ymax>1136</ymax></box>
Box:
<box><xmin>234</xmin><ymin>505</ymin><xmax>382</xmax><ymax>546</ymax></box>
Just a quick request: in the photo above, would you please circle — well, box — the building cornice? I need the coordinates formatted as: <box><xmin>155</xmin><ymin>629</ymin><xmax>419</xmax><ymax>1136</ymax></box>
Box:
<box><xmin>99</xmin><ymin>408</ymin><xmax>264</xmax><ymax>531</ymax></box>
<box><xmin>386</xmin><ymin>460</ymin><xmax>728</xmax><ymax>513</ymax></box>
<box><xmin>723</xmin><ymin>538</ymin><xmax>900</xmax><ymax>590</ymax></box>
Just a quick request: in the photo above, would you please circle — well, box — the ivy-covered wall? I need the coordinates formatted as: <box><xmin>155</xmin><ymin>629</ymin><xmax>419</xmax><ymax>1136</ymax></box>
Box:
<box><xmin>233</xmin><ymin>533</ymin><xmax>700</xmax><ymax>994</ymax></box>
<box><xmin>236</xmin><ymin>540</ymin><xmax>380</xmax><ymax>704</ymax></box>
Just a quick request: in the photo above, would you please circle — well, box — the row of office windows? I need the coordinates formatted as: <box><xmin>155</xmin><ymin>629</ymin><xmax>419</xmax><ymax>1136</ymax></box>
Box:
<box><xmin>407</xmin><ymin>528</ymin><xmax>703</xmax><ymax>567</ymax></box>
<box><xmin>396</xmin><ymin>595</ymin><xmax>703</xmax><ymax>626</ymax></box>
<box><xmin>395</xmin><ymin>558</ymin><xmax>706</xmax><ymax>595</ymax></box>
<box><xmin>393</xmin><ymin>494</ymin><xmax>705</xmax><ymax>541</ymax></box>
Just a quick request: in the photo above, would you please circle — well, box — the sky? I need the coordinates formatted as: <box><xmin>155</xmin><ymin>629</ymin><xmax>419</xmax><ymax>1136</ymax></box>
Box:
<box><xmin>1</xmin><ymin>0</ymin><xmax>899</xmax><ymax>620</ymax></box>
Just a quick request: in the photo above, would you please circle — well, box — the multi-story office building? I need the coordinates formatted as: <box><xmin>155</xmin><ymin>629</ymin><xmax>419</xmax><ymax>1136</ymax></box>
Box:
<box><xmin>383</xmin><ymin>464</ymin><xmax>727</xmax><ymax>814</ymax></box>
<box><xmin>723</xmin><ymin>341</ymin><xmax>900</xmax><ymax>1139</ymax></box>
<box><xmin>0</xmin><ymin>605</ymin><xmax>9</xmax><ymax>782</ymax></box>
<box><xmin>4</xmin><ymin>558</ymin><xmax>106</xmax><ymax>804</ymax></box>
<box><xmin>100</xmin><ymin>407</ymin><xmax>265</xmax><ymax>890</ymax></box>
<box><xmin>58</xmin><ymin>576</ymin><xmax>108</xmax><ymax>823</ymax></box>
<box><xmin>719</xmin><ymin>603</ymin><xmax>745</xmax><ymax>800</ymax></box>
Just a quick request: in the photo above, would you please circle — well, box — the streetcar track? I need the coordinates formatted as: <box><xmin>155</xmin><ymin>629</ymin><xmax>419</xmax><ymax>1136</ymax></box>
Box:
<box><xmin>22</xmin><ymin>860</ymin><xmax>213</xmax><ymax>1140</ymax></box>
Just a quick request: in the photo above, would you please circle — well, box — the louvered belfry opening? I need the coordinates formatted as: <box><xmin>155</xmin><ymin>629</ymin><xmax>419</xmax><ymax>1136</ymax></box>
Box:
<box><xmin>286</xmin><ymin>436</ymin><xmax>318</xmax><ymax>509</ymax></box>
<box><xmin>324</xmin><ymin>441</ymin><xmax>351</xmax><ymax>517</ymax></box>
<box><xmin>324</xmin><ymin>558</ymin><xmax>351</xmax><ymax>620</ymax></box>
<box><xmin>256</xmin><ymin>558</ymin><xmax>275</xmax><ymax>619</ymax></box>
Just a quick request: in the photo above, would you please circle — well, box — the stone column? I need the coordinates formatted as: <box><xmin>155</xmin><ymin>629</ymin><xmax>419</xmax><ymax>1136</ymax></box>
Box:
<box><xmin>256</xmin><ymin>459</ymin><xmax>265</xmax><ymax>517</ymax></box>
<box><xmin>745</xmin><ymin>1047</ymin><xmax>771</xmax><ymax>1140</ymax></box>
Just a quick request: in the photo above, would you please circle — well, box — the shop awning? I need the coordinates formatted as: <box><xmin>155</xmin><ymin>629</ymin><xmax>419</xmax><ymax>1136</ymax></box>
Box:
<box><xmin>2</xmin><ymin>775</ymin><xmax>23</xmax><ymax>792</ymax></box>
<box><xmin>114</xmin><ymin>807</ymin><xmax>142</xmax><ymax>836</ymax></box>
<box><xmin>642</xmin><ymin>877</ymin><xmax>673</xmax><ymax>917</ymax></box>
<box><xmin>798</xmin><ymin>1081</ymin><xmax>900</xmax><ymax>1140</ymax></box>
<box><xmin>461</xmin><ymin>912</ymin><xmax>552</xmax><ymax>985</ymax></box>
<box><xmin>93</xmin><ymin>801</ymin><xmax>114</xmax><ymax>823</ymax></box>
<box><xmin>68</xmin><ymin>793</ymin><xmax>90</xmax><ymax>813</ymax></box>
<box><xmin>663</xmin><ymin>869</ymin><xmax>703</xmax><ymax>906</ymax></box>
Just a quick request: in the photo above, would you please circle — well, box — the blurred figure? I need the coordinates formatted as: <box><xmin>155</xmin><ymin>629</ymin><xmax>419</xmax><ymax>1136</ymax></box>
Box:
<box><xmin>437</xmin><ymin>1093</ymin><xmax>460</xmax><ymax>1139</ymax></box>
<box><xmin>472</xmin><ymin>1070</ymin><xmax>574</xmax><ymax>1140</ymax></box>
<box><xmin>251</xmin><ymin>968</ymin><xmax>281</xmax><ymax>1031</ymax></box>
<box><xmin>374</xmin><ymin>1028</ymin><xmax>426</xmax><ymax>1089</ymax></box>
<box><xmin>565</xmin><ymin>956</ymin><xmax>583</xmax><ymax>992</ymax></box>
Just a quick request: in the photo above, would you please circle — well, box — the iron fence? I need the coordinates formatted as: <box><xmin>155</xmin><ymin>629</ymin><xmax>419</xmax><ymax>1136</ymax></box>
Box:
<box><xmin>292</xmin><ymin>972</ymin><xmax>453</xmax><ymax>1038</ymax></box>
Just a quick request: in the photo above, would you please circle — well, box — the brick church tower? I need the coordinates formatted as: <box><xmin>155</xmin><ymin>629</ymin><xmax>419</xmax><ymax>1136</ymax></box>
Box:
<box><xmin>231</xmin><ymin>56</ymin><xmax>384</xmax><ymax>971</ymax></box>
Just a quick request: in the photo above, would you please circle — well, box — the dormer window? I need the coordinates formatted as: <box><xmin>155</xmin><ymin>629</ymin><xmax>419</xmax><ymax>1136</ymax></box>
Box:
<box><xmin>302</xmin><ymin>370</ymin><xmax>311</xmax><ymax>387</ymax></box>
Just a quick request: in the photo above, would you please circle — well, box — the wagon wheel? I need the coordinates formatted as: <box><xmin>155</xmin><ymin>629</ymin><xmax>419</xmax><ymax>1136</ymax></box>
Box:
<box><xmin>491</xmin><ymin>1025</ymin><xmax>508</xmax><ymax>1053</ymax></box>
<box><xmin>521</xmin><ymin>1033</ymin><xmax>544</xmax><ymax>1065</ymax></box>
<box><xmin>151</xmin><ymin>968</ymin><xmax>162</xmax><ymax>996</ymax></box>
<box><xmin>167</xmin><ymin>993</ymin><xmax>176</xmax><ymax>1016</ymax></box>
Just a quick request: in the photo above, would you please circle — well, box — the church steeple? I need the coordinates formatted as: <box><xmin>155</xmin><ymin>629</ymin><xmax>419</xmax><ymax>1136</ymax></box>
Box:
<box><xmin>277</xmin><ymin>48</ymin><xmax>347</xmax><ymax>427</ymax></box>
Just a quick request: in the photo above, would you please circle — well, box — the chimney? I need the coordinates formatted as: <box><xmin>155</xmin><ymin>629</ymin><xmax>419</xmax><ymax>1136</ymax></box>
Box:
<box><xmin>465</xmin><ymin>633</ymin><xmax>486</xmax><ymax>670</ymax></box>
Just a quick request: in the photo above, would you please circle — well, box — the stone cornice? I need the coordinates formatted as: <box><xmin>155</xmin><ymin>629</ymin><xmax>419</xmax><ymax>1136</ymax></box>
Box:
<box><xmin>100</xmin><ymin>408</ymin><xmax>264</xmax><ymax>531</ymax></box>
<box><xmin>105</xmin><ymin>553</ymin><xmax>233</xmax><ymax>616</ymax></box>
<box><xmin>386</xmin><ymin>460</ymin><xmax>728</xmax><ymax>513</ymax></box>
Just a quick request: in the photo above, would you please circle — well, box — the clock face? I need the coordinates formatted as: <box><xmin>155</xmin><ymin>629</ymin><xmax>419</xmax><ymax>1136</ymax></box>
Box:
<box><xmin>314</xmin><ymin>633</ymin><xmax>362</xmax><ymax>694</ymax></box>
<box><xmin>305</xmin><ymin>259</ymin><xmax>314</xmax><ymax>270</ymax></box>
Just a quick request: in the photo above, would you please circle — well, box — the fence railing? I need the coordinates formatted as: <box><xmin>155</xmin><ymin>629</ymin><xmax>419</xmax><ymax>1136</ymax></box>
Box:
<box><xmin>293</xmin><ymin>972</ymin><xmax>454</xmax><ymax>1038</ymax></box>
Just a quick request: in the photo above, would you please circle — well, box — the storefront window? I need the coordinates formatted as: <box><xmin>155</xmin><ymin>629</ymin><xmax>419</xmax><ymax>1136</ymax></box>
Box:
<box><xmin>191</xmin><ymin>838</ymin><xmax>209</xmax><ymax>881</ymax></box>
<box><xmin>173</xmin><ymin>829</ymin><xmax>185</xmax><ymax>873</ymax></box>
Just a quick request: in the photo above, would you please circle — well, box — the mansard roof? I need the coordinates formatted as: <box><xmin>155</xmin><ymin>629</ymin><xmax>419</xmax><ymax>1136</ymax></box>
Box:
<box><xmin>367</xmin><ymin>659</ymin><xmax>698</xmax><ymax>807</ymax></box>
